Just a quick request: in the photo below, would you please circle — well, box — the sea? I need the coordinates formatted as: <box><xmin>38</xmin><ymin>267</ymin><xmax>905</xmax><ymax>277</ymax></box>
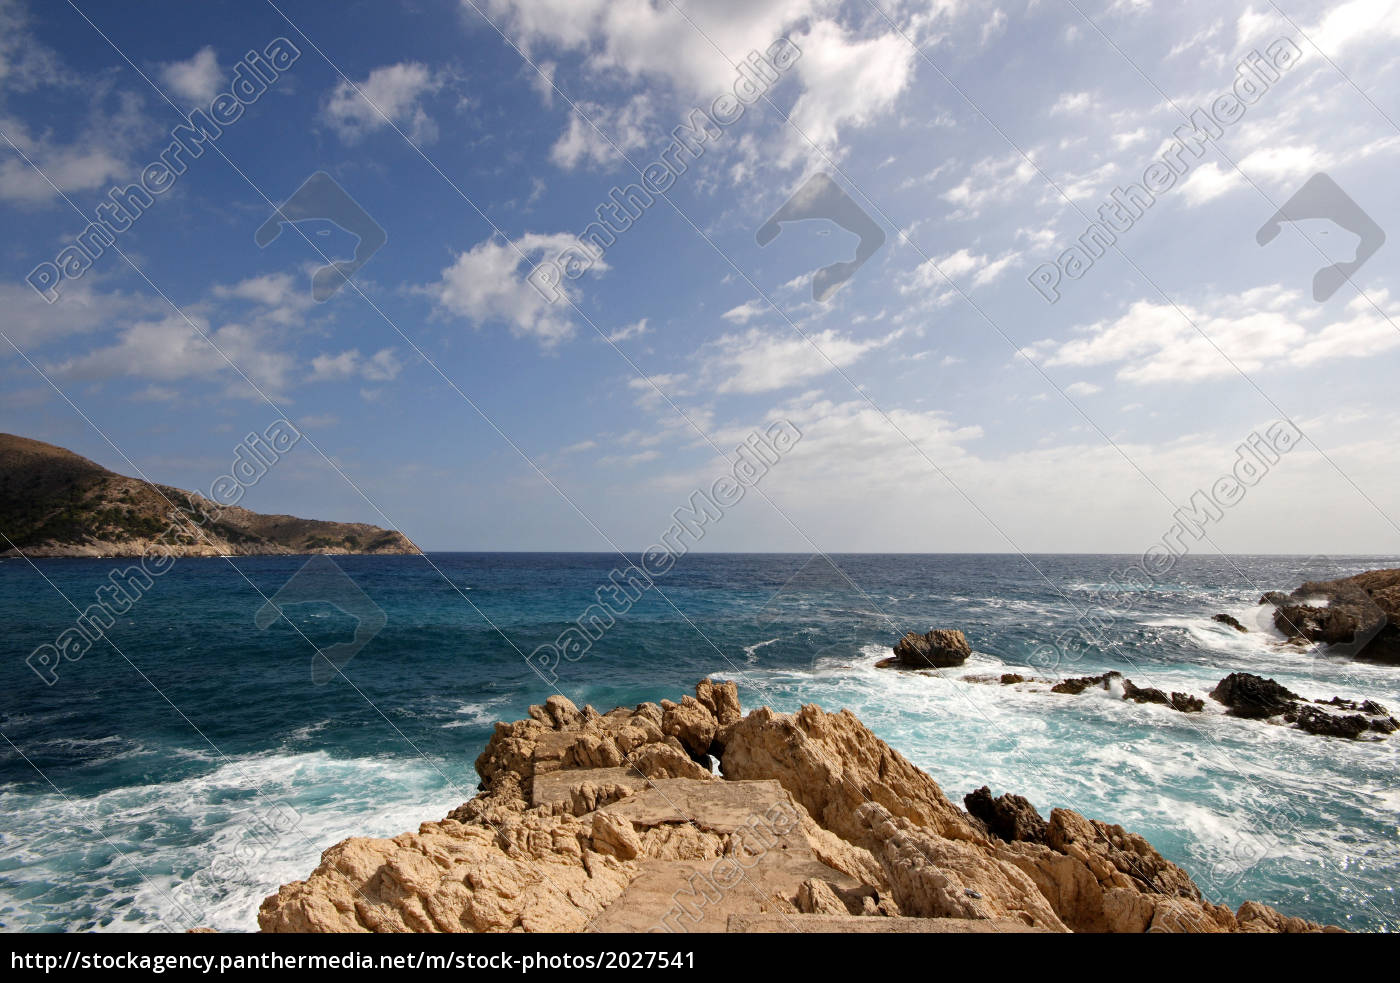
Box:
<box><xmin>0</xmin><ymin>552</ymin><xmax>1396</xmax><ymax>933</ymax></box>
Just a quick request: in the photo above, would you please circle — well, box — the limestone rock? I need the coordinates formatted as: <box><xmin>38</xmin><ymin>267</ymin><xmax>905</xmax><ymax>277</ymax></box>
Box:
<box><xmin>259</xmin><ymin>680</ymin><xmax>1341</xmax><ymax>935</ymax></box>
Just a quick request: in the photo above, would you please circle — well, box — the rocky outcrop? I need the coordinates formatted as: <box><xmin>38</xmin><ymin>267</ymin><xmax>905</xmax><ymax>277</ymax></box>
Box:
<box><xmin>1209</xmin><ymin>672</ymin><xmax>1301</xmax><ymax>718</ymax></box>
<box><xmin>1050</xmin><ymin>671</ymin><xmax>1121</xmax><ymax>695</ymax></box>
<box><xmin>258</xmin><ymin>681</ymin><xmax>1339</xmax><ymax>934</ymax></box>
<box><xmin>1122</xmin><ymin>679</ymin><xmax>1205</xmax><ymax>713</ymax></box>
<box><xmin>1212</xmin><ymin>613</ymin><xmax>1248</xmax><ymax>632</ymax></box>
<box><xmin>1209</xmin><ymin>672</ymin><xmax>1397</xmax><ymax>738</ymax></box>
<box><xmin>877</xmin><ymin>628</ymin><xmax>971</xmax><ymax>670</ymax></box>
<box><xmin>1259</xmin><ymin>568</ymin><xmax>1400</xmax><ymax>662</ymax></box>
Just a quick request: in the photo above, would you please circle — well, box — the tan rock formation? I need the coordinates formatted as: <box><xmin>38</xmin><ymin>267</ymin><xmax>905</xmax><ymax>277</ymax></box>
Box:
<box><xmin>259</xmin><ymin>680</ymin><xmax>1340</xmax><ymax>934</ymax></box>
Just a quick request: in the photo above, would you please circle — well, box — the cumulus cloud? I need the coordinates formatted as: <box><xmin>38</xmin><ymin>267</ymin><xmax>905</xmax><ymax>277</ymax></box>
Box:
<box><xmin>428</xmin><ymin>231</ymin><xmax>606</xmax><ymax>345</ymax></box>
<box><xmin>160</xmin><ymin>46</ymin><xmax>223</xmax><ymax>104</ymax></box>
<box><xmin>323</xmin><ymin>62</ymin><xmax>442</xmax><ymax>144</ymax></box>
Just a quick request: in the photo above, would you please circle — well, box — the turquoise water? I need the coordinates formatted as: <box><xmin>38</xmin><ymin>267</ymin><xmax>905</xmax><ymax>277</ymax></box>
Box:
<box><xmin>0</xmin><ymin>552</ymin><xmax>1396</xmax><ymax>932</ymax></box>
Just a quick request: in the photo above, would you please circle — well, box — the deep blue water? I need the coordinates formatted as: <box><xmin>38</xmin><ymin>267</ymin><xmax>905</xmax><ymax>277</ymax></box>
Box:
<box><xmin>0</xmin><ymin>552</ymin><xmax>1396</xmax><ymax>932</ymax></box>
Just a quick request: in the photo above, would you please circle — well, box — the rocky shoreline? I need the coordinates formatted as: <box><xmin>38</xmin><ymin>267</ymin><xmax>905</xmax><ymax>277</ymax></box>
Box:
<box><xmin>259</xmin><ymin>680</ymin><xmax>1339</xmax><ymax>934</ymax></box>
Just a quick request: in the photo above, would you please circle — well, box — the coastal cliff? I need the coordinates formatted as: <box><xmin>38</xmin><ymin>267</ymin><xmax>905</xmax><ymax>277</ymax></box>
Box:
<box><xmin>0</xmin><ymin>433</ymin><xmax>418</xmax><ymax>558</ymax></box>
<box><xmin>259</xmin><ymin>680</ymin><xmax>1337</xmax><ymax>933</ymax></box>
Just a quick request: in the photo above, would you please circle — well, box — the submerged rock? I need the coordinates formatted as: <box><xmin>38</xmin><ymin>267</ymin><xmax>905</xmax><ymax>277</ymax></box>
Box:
<box><xmin>258</xmin><ymin>679</ymin><xmax>1341</xmax><ymax>934</ymax></box>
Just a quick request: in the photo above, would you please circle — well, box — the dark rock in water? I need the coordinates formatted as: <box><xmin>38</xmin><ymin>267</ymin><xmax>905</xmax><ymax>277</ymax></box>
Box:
<box><xmin>964</xmin><ymin>786</ymin><xmax>1048</xmax><ymax>844</ymax></box>
<box><xmin>1122</xmin><ymin>679</ymin><xmax>1204</xmax><ymax>713</ymax></box>
<box><xmin>1000</xmin><ymin>673</ymin><xmax>1027</xmax><ymax>684</ymax></box>
<box><xmin>1169</xmin><ymin>692</ymin><xmax>1206</xmax><ymax>713</ymax></box>
<box><xmin>1209</xmin><ymin>673</ymin><xmax>1301</xmax><ymax>718</ymax></box>
<box><xmin>1051</xmin><ymin>671</ymin><xmax>1121</xmax><ymax>695</ymax></box>
<box><xmin>1258</xmin><ymin>568</ymin><xmax>1400</xmax><ymax>663</ymax></box>
<box><xmin>1291</xmin><ymin>704</ymin><xmax>1371</xmax><ymax>739</ymax></box>
<box><xmin>1212</xmin><ymin>613</ymin><xmax>1248</xmax><ymax>632</ymax></box>
<box><xmin>885</xmin><ymin>628</ymin><xmax>971</xmax><ymax>669</ymax></box>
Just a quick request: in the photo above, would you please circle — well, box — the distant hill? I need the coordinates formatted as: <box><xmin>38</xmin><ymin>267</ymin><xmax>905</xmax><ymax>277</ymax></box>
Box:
<box><xmin>0</xmin><ymin>433</ymin><xmax>420</xmax><ymax>558</ymax></box>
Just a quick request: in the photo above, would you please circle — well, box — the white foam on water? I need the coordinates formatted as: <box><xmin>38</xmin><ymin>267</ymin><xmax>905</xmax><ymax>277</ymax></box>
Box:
<box><xmin>742</xmin><ymin>637</ymin><xmax>781</xmax><ymax>664</ymax></box>
<box><xmin>0</xmin><ymin>750</ymin><xmax>464</xmax><ymax>933</ymax></box>
<box><xmin>442</xmin><ymin>697</ymin><xmax>509</xmax><ymax>728</ymax></box>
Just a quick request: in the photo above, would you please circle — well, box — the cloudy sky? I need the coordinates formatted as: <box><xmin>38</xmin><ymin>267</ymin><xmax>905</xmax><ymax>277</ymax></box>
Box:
<box><xmin>2</xmin><ymin>0</ymin><xmax>1398</xmax><ymax>554</ymax></box>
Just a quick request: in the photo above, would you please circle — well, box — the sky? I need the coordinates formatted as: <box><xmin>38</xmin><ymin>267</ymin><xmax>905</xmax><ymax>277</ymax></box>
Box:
<box><xmin>1</xmin><ymin>0</ymin><xmax>1399</xmax><ymax>555</ymax></box>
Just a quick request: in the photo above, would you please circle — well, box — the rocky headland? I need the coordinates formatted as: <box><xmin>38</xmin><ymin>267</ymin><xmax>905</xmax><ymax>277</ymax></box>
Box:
<box><xmin>259</xmin><ymin>680</ymin><xmax>1338</xmax><ymax>933</ymax></box>
<box><xmin>0</xmin><ymin>433</ymin><xmax>418</xmax><ymax>557</ymax></box>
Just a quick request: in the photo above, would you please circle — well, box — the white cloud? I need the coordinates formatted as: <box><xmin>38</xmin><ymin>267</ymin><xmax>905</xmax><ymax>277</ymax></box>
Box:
<box><xmin>782</xmin><ymin>19</ymin><xmax>917</xmax><ymax>160</ymax></box>
<box><xmin>323</xmin><ymin>62</ymin><xmax>442</xmax><ymax>144</ymax></box>
<box><xmin>429</xmin><ymin>231</ymin><xmax>605</xmax><ymax>345</ymax></box>
<box><xmin>160</xmin><ymin>47</ymin><xmax>223</xmax><ymax>104</ymax></box>
<box><xmin>705</xmin><ymin>326</ymin><xmax>894</xmax><ymax>394</ymax></box>
<box><xmin>480</xmin><ymin>1</ymin><xmax>918</xmax><ymax>168</ymax></box>
<box><xmin>605</xmin><ymin>317</ymin><xmax>649</xmax><ymax>342</ymax></box>
<box><xmin>1065</xmin><ymin>381</ymin><xmax>1102</xmax><ymax>396</ymax></box>
<box><xmin>0</xmin><ymin>0</ymin><xmax>70</xmax><ymax>91</ymax></box>
<box><xmin>1179</xmin><ymin>161</ymin><xmax>1243</xmax><ymax>206</ymax></box>
<box><xmin>1033</xmin><ymin>286</ymin><xmax>1400</xmax><ymax>383</ymax></box>
<box><xmin>1050</xmin><ymin>91</ymin><xmax>1095</xmax><ymax>115</ymax></box>
<box><xmin>45</xmin><ymin>314</ymin><xmax>296</xmax><ymax>396</ymax></box>
<box><xmin>0</xmin><ymin>116</ymin><xmax>128</xmax><ymax>206</ymax></box>
<box><xmin>722</xmin><ymin>299</ymin><xmax>768</xmax><ymax>324</ymax></box>
<box><xmin>551</xmin><ymin>94</ymin><xmax>653</xmax><ymax>170</ymax></box>
<box><xmin>309</xmin><ymin>347</ymin><xmax>403</xmax><ymax>382</ymax></box>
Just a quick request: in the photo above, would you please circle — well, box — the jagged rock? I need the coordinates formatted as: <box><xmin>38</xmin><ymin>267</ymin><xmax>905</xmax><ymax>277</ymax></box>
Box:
<box><xmin>259</xmin><ymin>681</ymin><xmax>1339</xmax><ymax>934</ymax></box>
<box><xmin>1121</xmin><ymin>679</ymin><xmax>1204</xmax><ymax>713</ymax></box>
<box><xmin>1259</xmin><ymin>568</ymin><xmax>1400</xmax><ymax>662</ymax></box>
<box><xmin>1291</xmin><ymin>704</ymin><xmax>1371</xmax><ymax>739</ymax></box>
<box><xmin>660</xmin><ymin>695</ymin><xmax>719</xmax><ymax>762</ymax></box>
<box><xmin>695</xmin><ymin>678</ymin><xmax>742</xmax><ymax>726</ymax></box>
<box><xmin>964</xmin><ymin>786</ymin><xmax>1048</xmax><ymax>844</ymax></box>
<box><xmin>795</xmin><ymin>878</ymin><xmax>849</xmax><ymax>915</ymax></box>
<box><xmin>624</xmin><ymin>743</ymin><xmax>714</xmax><ymax>781</ymax></box>
<box><xmin>855</xmin><ymin>802</ymin><xmax>1067</xmax><ymax>930</ymax></box>
<box><xmin>883</xmin><ymin>628</ymin><xmax>972</xmax><ymax>669</ymax></box>
<box><xmin>1212</xmin><ymin>613</ymin><xmax>1248</xmax><ymax>632</ymax></box>
<box><xmin>719</xmin><ymin>703</ymin><xmax>980</xmax><ymax>850</ymax></box>
<box><xmin>591</xmin><ymin>811</ymin><xmax>642</xmax><ymax>860</ymax></box>
<box><xmin>1209</xmin><ymin>672</ymin><xmax>1300</xmax><ymax>718</ymax></box>
<box><xmin>1000</xmin><ymin>673</ymin><xmax>1027</xmax><ymax>684</ymax></box>
<box><xmin>1051</xmin><ymin>671</ymin><xmax>1121</xmax><ymax>695</ymax></box>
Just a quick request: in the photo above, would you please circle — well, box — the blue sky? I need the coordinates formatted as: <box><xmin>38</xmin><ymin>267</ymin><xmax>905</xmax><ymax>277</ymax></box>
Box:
<box><xmin>2</xmin><ymin>0</ymin><xmax>1398</xmax><ymax>553</ymax></box>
